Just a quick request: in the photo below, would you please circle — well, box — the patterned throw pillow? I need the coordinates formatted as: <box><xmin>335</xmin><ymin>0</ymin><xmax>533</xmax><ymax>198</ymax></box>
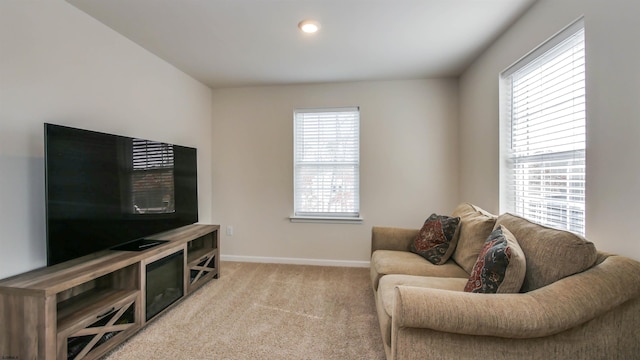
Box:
<box><xmin>464</xmin><ymin>225</ymin><xmax>526</xmax><ymax>293</ymax></box>
<box><xmin>410</xmin><ymin>213</ymin><xmax>460</xmax><ymax>265</ymax></box>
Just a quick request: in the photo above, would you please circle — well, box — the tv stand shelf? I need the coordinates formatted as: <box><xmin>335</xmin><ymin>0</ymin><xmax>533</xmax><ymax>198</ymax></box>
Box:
<box><xmin>0</xmin><ymin>224</ymin><xmax>219</xmax><ymax>360</ymax></box>
<box><xmin>57</xmin><ymin>289</ymin><xmax>138</xmax><ymax>332</ymax></box>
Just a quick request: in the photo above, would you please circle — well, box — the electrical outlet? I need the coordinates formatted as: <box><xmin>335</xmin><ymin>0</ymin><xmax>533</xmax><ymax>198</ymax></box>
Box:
<box><xmin>226</xmin><ymin>225</ymin><xmax>233</xmax><ymax>236</ymax></box>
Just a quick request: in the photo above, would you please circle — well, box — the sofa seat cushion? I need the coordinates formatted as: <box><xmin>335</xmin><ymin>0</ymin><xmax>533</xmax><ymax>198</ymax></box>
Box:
<box><xmin>451</xmin><ymin>203</ymin><xmax>498</xmax><ymax>274</ymax></box>
<box><xmin>494</xmin><ymin>213</ymin><xmax>597</xmax><ymax>292</ymax></box>
<box><xmin>376</xmin><ymin>274</ymin><xmax>468</xmax><ymax>347</ymax></box>
<box><xmin>370</xmin><ymin>250</ymin><xmax>469</xmax><ymax>291</ymax></box>
<box><xmin>379</xmin><ymin>275</ymin><xmax>468</xmax><ymax>316</ymax></box>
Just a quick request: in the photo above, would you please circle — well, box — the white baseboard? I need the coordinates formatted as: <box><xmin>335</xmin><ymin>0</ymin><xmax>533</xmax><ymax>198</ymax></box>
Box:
<box><xmin>220</xmin><ymin>255</ymin><xmax>370</xmax><ymax>268</ymax></box>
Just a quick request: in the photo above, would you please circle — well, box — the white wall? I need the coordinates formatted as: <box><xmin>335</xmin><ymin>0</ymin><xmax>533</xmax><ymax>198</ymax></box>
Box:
<box><xmin>0</xmin><ymin>1</ymin><xmax>213</xmax><ymax>278</ymax></box>
<box><xmin>459</xmin><ymin>0</ymin><xmax>640</xmax><ymax>259</ymax></box>
<box><xmin>212</xmin><ymin>80</ymin><xmax>459</xmax><ymax>266</ymax></box>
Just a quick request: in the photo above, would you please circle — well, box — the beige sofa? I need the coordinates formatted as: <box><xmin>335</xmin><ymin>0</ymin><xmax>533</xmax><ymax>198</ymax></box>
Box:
<box><xmin>370</xmin><ymin>203</ymin><xmax>640</xmax><ymax>360</ymax></box>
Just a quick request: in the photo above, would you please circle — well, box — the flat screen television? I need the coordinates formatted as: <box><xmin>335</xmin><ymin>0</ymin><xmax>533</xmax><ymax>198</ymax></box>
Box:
<box><xmin>45</xmin><ymin>123</ymin><xmax>198</xmax><ymax>266</ymax></box>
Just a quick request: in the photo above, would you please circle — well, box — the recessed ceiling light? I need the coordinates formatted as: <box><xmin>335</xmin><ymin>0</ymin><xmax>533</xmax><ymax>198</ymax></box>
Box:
<box><xmin>298</xmin><ymin>20</ymin><xmax>320</xmax><ymax>34</ymax></box>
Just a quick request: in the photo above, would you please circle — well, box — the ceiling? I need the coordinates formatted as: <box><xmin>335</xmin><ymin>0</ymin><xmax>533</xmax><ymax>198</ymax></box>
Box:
<box><xmin>67</xmin><ymin>0</ymin><xmax>537</xmax><ymax>89</ymax></box>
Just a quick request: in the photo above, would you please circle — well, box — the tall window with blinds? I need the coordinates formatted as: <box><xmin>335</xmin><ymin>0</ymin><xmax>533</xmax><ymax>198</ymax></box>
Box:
<box><xmin>501</xmin><ymin>19</ymin><xmax>586</xmax><ymax>235</ymax></box>
<box><xmin>293</xmin><ymin>108</ymin><xmax>360</xmax><ymax>219</ymax></box>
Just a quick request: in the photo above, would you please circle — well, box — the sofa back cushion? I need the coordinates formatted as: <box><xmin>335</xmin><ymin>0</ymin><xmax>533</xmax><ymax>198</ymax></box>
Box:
<box><xmin>451</xmin><ymin>203</ymin><xmax>498</xmax><ymax>274</ymax></box>
<box><xmin>494</xmin><ymin>213</ymin><xmax>597</xmax><ymax>292</ymax></box>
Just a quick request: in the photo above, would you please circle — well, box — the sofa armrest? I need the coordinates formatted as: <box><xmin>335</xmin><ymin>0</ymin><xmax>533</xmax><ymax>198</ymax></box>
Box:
<box><xmin>393</xmin><ymin>255</ymin><xmax>640</xmax><ymax>338</ymax></box>
<box><xmin>371</xmin><ymin>226</ymin><xmax>419</xmax><ymax>254</ymax></box>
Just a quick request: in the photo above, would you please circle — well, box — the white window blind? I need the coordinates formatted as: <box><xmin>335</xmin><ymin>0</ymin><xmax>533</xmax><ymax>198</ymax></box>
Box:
<box><xmin>293</xmin><ymin>107</ymin><xmax>360</xmax><ymax>219</ymax></box>
<box><xmin>502</xmin><ymin>19</ymin><xmax>586</xmax><ymax>235</ymax></box>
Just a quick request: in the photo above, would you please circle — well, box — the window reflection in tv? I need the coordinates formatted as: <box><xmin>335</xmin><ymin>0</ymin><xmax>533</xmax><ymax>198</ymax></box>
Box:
<box><xmin>130</xmin><ymin>139</ymin><xmax>176</xmax><ymax>215</ymax></box>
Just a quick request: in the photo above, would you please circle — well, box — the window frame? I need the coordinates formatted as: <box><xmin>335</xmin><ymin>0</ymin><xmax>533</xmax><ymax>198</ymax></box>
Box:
<box><xmin>290</xmin><ymin>107</ymin><xmax>362</xmax><ymax>224</ymax></box>
<box><xmin>499</xmin><ymin>18</ymin><xmax>586</xmax><ymax>235</ymax></box>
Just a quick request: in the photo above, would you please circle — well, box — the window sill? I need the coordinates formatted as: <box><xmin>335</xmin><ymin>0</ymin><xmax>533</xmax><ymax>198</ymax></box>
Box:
<box><xmin>289</xmin><ymin>216</ymin><xmax>364</xmax><ymax>224</ymax></box>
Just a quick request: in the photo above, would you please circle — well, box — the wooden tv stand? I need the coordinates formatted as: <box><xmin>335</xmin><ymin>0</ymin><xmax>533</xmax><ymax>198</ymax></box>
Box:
<box><xmin>0</xmin><ymin>224</ymin><xmax>219</xmax><ymax>360</ymax></box>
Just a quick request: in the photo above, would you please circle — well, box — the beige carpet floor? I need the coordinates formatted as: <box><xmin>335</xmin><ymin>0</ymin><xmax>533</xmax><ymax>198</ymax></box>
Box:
<box><xmin>104</xmin><ymin>261</ymin><xmax>385</xmax><ymax>359</ymax></box>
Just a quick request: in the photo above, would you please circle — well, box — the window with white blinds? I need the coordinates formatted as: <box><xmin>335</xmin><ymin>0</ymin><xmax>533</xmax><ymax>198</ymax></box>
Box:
<box><xmin>501</xmin><ymin>19</ymin><xmax>586</xmax><ymax>235</ymax></box>
<box><xmin>293</xmin><ymin>107</ymin><xmax>360</xmax><ymax>220</ymax></box>
<box><xmin>130</xmin><ymin>139</ymin><xmax>175</xmax><ymax>214</ymax></box>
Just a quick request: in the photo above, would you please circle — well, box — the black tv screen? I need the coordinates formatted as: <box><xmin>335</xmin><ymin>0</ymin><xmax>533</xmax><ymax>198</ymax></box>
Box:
<box><xmin>45</xmin><ymin>123</ymin><xmax>198</xmax><ymax>266</ymax></box>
